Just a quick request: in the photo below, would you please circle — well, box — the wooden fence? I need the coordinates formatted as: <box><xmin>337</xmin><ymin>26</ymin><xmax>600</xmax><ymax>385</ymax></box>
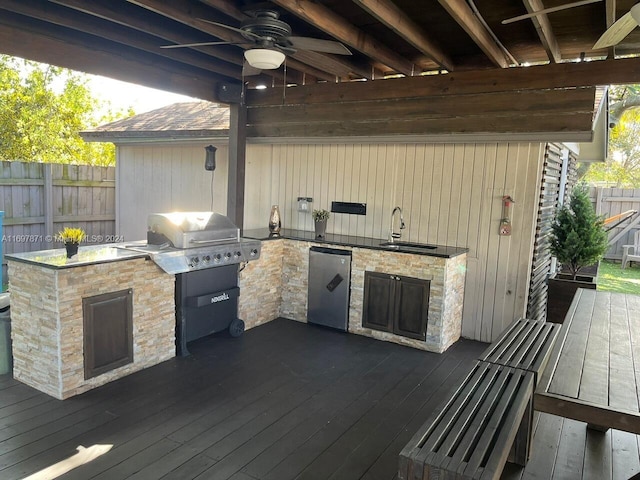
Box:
<box><xmin>0</xmin><ymin>161</ymin><xmax>116</xmax><ymax>259</ymax></box>
<box><xmin>589</xmin><ymin>186</ymin><xmax>640</xmax><ymax>260</ymax></box>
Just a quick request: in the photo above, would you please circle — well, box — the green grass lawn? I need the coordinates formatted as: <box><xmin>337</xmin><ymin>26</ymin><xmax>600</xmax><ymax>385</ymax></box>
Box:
<box><xmin>597</xmin><ymin>260</ymin><xmax>640</xmax><ymax>294</ymax></box>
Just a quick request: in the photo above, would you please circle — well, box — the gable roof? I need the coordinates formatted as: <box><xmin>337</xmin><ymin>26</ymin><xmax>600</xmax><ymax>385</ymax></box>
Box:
<box><xmin>81</xmin><ymin>101</ymin><xmax>229</xmax><ymax>143</ymax></box>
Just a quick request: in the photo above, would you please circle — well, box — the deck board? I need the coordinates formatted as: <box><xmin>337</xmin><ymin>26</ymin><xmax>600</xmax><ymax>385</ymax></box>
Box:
<box><xmin>0</xmin><ymin>318</ymin><xmax>637</xmax><ymax>479</ymax></box>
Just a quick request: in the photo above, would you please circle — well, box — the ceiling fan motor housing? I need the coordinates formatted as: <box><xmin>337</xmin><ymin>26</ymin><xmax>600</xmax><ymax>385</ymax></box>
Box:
<box><xmin>241</xmin><ymin>9</ymin><xmax>292</xmax><ymax>43</ymax></box>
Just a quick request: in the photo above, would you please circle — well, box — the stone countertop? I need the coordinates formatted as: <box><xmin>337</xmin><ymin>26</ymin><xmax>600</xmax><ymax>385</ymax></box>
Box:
<box><xmin>242</xmin><ymin>228</ymin><xmax>468</xmax><ymax>259</ymax></box>
<box><xmin>5</xmin><ymin>244</ymin><xmax>147</xmax><ymax>269</ymax></box>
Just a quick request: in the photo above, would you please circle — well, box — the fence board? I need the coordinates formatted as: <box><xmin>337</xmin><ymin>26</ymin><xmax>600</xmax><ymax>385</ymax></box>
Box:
<box><xmin>0</xmin><ymin>161</ymin><xmax>116</xmax><ymax>269</ymax></box>
<box><xmin>589</xmin><ymin>186</ymin><xmax>640</xmax><ymax>260</ymax></box>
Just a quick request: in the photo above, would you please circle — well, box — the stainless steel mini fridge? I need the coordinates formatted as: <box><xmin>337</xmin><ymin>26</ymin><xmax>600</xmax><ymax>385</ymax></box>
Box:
<box><xmin>307</xmin><ymin>246</ymin><xmax>352</xmax><ymax>331</ymax></box>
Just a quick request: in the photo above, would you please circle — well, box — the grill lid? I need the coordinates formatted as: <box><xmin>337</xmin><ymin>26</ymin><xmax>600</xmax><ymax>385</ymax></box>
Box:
<box><xmin>147</xmin><ymin>212</ymin><xmax>240</xmax><ymax>248</ymax></box>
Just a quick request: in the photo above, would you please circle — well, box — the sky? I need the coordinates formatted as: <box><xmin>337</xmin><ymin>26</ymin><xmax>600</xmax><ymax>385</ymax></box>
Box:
<box><xmin>86</xmin><ymin>74</ymin><xmax>198</xmax><ymax>115</ymax></box>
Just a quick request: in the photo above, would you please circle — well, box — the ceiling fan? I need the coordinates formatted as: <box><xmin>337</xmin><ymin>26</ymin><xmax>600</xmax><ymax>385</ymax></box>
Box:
<box><xmin>161</xmin><ymin>9</ymin><xmax>351</xmax><ymax>74</ymax></box>
<box><xmin>593</xmin><ymin>3</ymin><xmax>640</xmax><ymax>49</ymax></box>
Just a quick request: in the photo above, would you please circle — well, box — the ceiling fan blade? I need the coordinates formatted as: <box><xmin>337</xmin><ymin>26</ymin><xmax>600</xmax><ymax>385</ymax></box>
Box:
<box><xmin>288</xmin><ymin>36</ymin><xmax>352</xmax><ymax>55</ymax></box>
<box><xmin>593</xmin><ymin>11</ymin><xmax>638</xmax><ymax>49</ymax></box>
<box><xmin>502</xmin><ymin>0</ymin><xmax>601</xmax><ymax>24</ymax></box>
<box><xmin>196</xmin><ymin>18</ymin><xmax>262</xmax><ymax>41</ymax></box>
<box><xmin>160</xmin><ymin>41</ymin><xmax>239</xmax><ymax>49</ymax></box>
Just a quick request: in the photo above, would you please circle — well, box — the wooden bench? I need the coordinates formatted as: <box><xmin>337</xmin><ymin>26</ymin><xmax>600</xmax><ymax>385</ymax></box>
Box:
<box><xmin>398</xmin><ymin>318</ymin><xmax>560</xmax><ymax>480</ymax></box>
<box><xmin>477</xmin><ymin>318</ymin><xmax>561</xmax><ymax>464</ymax></box>
<box><xmin>478</xmin><ymin>317</ymin><xmax>561</xmax><ymax>385</ymax></box>
<box><xmin>398</xmin><ymin>361</ymin><xmax>534</xmax><ymax>480</ymax></box>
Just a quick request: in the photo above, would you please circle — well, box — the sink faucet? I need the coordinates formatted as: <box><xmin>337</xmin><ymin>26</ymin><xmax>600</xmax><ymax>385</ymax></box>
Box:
<box><xmin>389</xmin><ymin>206</ymin><xmax>406</xmax><ymax>242</ymax></box>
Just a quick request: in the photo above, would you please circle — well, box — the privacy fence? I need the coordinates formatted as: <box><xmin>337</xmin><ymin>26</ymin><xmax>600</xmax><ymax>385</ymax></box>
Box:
<box><xmin>0</xmin><ymin>161</ymin><xmax>116</xmax><ymax>260</ymax></box>
<box><xmin>589</xmin><ymin>186</ymin><xmax>640</xmax><ymax>260</ymax></box>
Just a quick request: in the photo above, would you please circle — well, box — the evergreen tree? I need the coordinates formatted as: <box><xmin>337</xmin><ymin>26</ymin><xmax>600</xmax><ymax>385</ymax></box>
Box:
<box><xmin>549</xmin><ymin>183</ymin><xmax>608</xmax><ymax>279</ymax></box>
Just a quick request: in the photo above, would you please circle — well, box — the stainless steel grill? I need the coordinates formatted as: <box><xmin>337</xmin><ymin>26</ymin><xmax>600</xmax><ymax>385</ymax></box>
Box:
<box><xmin>122</xmin><ymin>212</ymin><xmax>260</xmax><ymax>274</ymax></box>
<box><xmin>118</xmin><ymin>212</ymin><xmax>261</xmax><ymax>356</ymax></box>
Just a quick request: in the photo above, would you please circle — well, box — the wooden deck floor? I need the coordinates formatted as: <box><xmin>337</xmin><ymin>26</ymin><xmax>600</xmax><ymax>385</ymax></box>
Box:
<box><xmin>0</xmin><ymin>318</ymin><xmax>637</xmax><ymax>480</ymax></box>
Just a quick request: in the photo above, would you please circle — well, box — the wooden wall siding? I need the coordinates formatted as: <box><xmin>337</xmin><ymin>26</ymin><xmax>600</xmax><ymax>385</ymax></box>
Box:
<box><xmin>242</xmin><ymin>142</ymin><xmax>545</xmax><ymax>343</ymax></box>
<box><xmin>0</xmin><ymin>161</ymin><xmax>115</xmax><ymax>255</ymax></box>
<box><xmin>591</xmin><ymin>186</ymin><xmax>640</xmax><ymax>260</ymax></box>
<box><xmin>116</xmin><ymin>144</ymin><xmax>228</xmax><ymax>240</ymax></box>
<box><xmin>115</xmin><ymin>141</ymin><xmax>543</xmax><ymax>342</ymax></box>
<box><xmin>245</xmin><ymin>88</ymin><xmax>597</xmax><ymax>138</ymax></box>
<box><xmin>527</xmin><ymin>143</ymin><xmax>563</xmax><ymax>322</ymax></box>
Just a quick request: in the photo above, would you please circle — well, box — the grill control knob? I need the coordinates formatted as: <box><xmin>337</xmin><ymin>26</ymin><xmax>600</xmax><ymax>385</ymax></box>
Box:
<box><xmin>203</xmin><ymin>255</ymin><xmax>210</xmax><ymax>263</ymax></box>
<box><xmin>213</xmin><ymin>253</ymin><xmax>222</xmax><ymax>262</ymax></box>
<box><xmin>250</xmin><ymin>249</ymin><xmax>258</xmax><ymax>256</ymax></box>
<box><xmin>224</xmin><ymin>252</ymin><xmax>232</xmax><ymax>260</ymax></box>
<box><xmin>235</xmin><ymin>251</ymin><xmax>242</xmax><ymax>258</ymax></box>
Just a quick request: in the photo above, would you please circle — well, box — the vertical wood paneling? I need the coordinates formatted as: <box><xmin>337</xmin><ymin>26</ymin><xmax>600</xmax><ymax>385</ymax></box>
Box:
<box><xmin>118</xmin><ymin>143</ymin><xmax>227</xmax><ymax>240</ymax></box>
<box><xmin>243</xmin><ymin>141</ymin><xmax>544</xmax><ymax>342</ymax></box>
<box><xmin>591</xmin><ymin>186</ymin><xmax>640</xmax><ymax>259</ymax></box>
<box><xmin>0</xmin><ymin>161</ymin><xmax>115</xmax><ymax>257</ymax></box>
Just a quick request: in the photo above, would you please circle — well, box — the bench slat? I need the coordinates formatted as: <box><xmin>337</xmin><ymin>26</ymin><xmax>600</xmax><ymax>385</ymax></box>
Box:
<box><xmin>479</xmin><ymin>318</ymin><xmax>560</xmax><ymax>384</ymax></box>
<box><xmin>444</xmin><ymin>362</ymin><xmax>509</xmax><ymax>465</ymax></box>
<box><xmin>468</xmin><ymin>369</ymin><xmax>534</xmax><ymax>479</ymax></box>
<box><xmin>415</xmin><ymin>363</ymin><xmax>490</xmax><ymax>454</ymax></box>
<box><xmin>422</xmin><ymin>365</ymin><xmax>501</xmax><ymax>455</ymax></box>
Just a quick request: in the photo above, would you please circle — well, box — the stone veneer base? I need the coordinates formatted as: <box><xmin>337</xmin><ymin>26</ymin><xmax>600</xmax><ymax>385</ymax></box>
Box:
<box><xmin>243</xmin><ymin>239</ymin><xmax>465</xmax><ymax>354</ymax></box>
<box><xmin>8</xmin><ymin>258</ymin><xmax>176</xmax><ymax>400</ymax></box>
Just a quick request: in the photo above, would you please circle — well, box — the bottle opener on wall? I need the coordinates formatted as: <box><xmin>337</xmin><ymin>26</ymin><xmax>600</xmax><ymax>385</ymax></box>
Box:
<box><xmin>500</xmin><ymin>195</ymin><xmax>515</xmax><ymax>236</ymax></box>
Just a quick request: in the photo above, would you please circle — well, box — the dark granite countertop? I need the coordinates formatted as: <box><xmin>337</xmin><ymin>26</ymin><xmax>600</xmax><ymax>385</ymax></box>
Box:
<box><xmin>5</xmin><ymin>244</ymin><xmax>148</xmax><ymax>269</ymax></box>
<box><xmin>242</xmin><ymin>228</ymin><xmax>468</xmax><ymax>258</ymax></box>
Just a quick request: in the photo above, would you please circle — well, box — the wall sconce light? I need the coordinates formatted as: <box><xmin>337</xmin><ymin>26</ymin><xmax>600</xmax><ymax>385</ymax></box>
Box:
<box><xmin>205</xmin><ymin>145</ymin><xmax>217</xmax><ymax>171</ymax></box>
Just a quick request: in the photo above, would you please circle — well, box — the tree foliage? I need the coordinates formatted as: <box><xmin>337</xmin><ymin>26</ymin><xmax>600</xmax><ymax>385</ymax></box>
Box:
<box><xmin>549</xmin><ymin>183</ymin><xmax>608</xmax><ymax>279</ymax></box>
<box><xmin>0</xmin><ymin>56</ymin><xmax>130</xmax><ymax>166</ymax></box>
<box><xmin>582</xmin><ymin>85</ymin><xmax>640</xmax><ymax>187</ymax></box>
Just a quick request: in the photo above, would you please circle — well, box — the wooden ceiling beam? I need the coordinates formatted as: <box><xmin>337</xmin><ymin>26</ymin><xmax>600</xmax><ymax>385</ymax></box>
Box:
<box><xmin>0</xmin><ymin>10</ymin><xmax>225</xmax><ymax>101</ymax></box>
<box><xmin>247</xmin><ymin>88</ymin><xmax>596</xmax><ymax>125</ymax></box>
<box><xmin>51</xmin><ymin>0</ymin><xmax>244</xmax><ymax>68</ymax></box>
<box><xmin>246</xmin><ymin>112</ymin><xmax>594</xmax><ymax>138</ymax></box>
<box><xmin>523</xmin><ymin>0</ymin><xmax>562</xmax><ymax>63</ymax></box>
<box><xmin>270</xmin><ymin>0</ymin><xmax>416</xmax><ymax>76</ymax></box>
<box><xmin>130</xmin><ymin>0</ymin><xmax>370</xmax><ymax>81</ymax></box>
<box><xmin>246</xmin><ymin>57</ymin><xmax>640</xmax><ymax>106</ymax></box>
<box><xmin>437</xmin><ymin>0</ymin><xmax>510</xmax><ymax>68</ymax></box>
<box><xmin>0</xmin><ymin>0</ymin><xmax>241</xmax><ymax>80</ymax></box>
<box><xmin>352</xmin><ymin>0</ymin><xmax>454</xmax><ymax>72</ymax></box>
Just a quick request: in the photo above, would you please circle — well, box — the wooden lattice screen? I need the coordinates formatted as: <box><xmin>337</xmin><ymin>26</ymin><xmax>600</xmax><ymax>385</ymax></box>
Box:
<box><xmin>526</xmin><ymin>143</ymin><xmax>563</xmax><ymax>321</ymax></box>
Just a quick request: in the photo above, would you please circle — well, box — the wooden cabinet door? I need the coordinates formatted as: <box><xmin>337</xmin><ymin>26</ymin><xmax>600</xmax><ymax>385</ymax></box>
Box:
<box><xmin>393</xmin><ymin>275</ymin><xmax>430</xmax><ymax>340</ymax></box>
<box><xmin>362</xmin><ymin>271</ymin><xmax>430</xmax><ymax>340</ymax></box>
<box><xmin>362</xmin><ymin>271</ymin><xmax>394</xmax><ymax>332</ymax></box>
<box><xmin>83</xmin><ymin>289</ymin><xmax>133</xmax><ymax>380</ymax></box>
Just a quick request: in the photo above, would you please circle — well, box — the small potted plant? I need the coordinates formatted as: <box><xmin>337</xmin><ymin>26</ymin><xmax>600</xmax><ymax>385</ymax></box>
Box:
<box><xmin>57</xmin><ymin>227</ymin><xmax>86</xmax><ymax>258</ymax></box>
<box><xmin>312</xmin><ymin>209</ymin><xmax>330</xmax><ymax>238</ymax></box>
<box><xmin>547</xmin><ymin>183</ymin><xmax>608</xmax><ymax>322</ymax></box>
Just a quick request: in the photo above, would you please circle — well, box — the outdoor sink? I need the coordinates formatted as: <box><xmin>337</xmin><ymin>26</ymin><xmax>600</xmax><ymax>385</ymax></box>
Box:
<box><xmin>378</xmin><ymin>241</ymin><xmax>437</xmax><ymax>250</ymax></box>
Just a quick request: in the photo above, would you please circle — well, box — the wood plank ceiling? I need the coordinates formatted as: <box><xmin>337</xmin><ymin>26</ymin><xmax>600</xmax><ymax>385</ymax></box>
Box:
<box><xmin>2</xmin><ymin>0</ymin><xmax>640</xmax><ymax>138</ymax></box>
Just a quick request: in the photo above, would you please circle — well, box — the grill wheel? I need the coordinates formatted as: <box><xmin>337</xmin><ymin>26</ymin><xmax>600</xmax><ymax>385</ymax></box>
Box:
<box><xmin>229</xmin><ymin>318</ymin><xmax>245</xmax><ymax>338</ymax></box>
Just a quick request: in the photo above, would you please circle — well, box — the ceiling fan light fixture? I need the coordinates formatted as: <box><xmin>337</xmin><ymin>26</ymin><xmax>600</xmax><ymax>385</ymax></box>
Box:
<box><xmin>244</xmin><ymin>49</ymin><xmax>285</xmax><ymax>70</ymax></box>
